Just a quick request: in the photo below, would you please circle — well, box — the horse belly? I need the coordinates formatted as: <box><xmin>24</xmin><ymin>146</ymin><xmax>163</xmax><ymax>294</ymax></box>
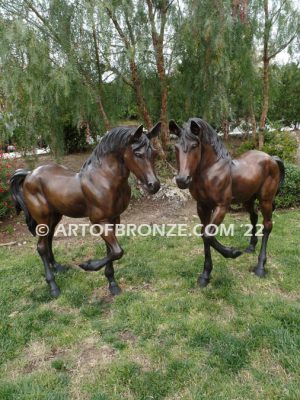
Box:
<box><xmin>231</xmin><ymin>164</ymin><xmax>262</xmax><ymax>202</ymax></box>
<box><xmin>43</xmin><ymin>176</ymin><xmax>87</xmax><ymax>217</ymax></box>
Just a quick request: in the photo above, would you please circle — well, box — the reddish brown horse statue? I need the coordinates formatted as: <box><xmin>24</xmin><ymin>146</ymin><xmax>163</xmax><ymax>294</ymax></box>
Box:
<box><xmin>10</xmin><ymin>123</ymin><xmax>161</xmax><ymax>297</ymax></box>
<box><xmin>170</xmin><ymin>118</ymin><xmax>285</xmax><ymax>287</ymax></box>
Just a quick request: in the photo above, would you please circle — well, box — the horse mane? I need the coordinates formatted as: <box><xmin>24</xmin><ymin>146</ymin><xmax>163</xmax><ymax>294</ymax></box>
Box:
<box><xmin>80</xmin><ymin>126</ymin><xmax>150</xmax><ymax>171</ymax></box>
<box><xmin>183</xmin><ymin>117</ymin><xmax>231</xmax><ymax>161</ymax></box>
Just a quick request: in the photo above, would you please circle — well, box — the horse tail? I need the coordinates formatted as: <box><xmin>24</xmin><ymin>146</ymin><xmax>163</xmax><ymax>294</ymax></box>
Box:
<box><xmin>10</xmin><ymin>169</ymin><xmax>37</xmax><ymax>236</ymax></box>
<box><xmin>272</xmin><ymin>156</ymin><xmax>285</xmax><ymax>195</ymax></box>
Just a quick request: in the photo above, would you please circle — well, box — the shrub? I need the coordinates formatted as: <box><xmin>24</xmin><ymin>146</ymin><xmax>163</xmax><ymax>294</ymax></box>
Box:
<box><xmin>276</xmin><ymin>163</ymin><xmax>300</xmax><ymax>209</ymax></box>
<box><xmin>233</xmin><ymin>131</ymin><xmax>297</xmax><ymax>164</ymax></box>
<box><xmin>0</xmin><ymin>152</ymin><xmax>17</xmax><ymax>218</ymax></box>
<box><xmin>262</xmin><ymin>130</ymin><xmax>297</xmax><ymax>164</ymax></box>
<box><xmin>63</xmin><ymin>125</ymin><xmax>90</xmax><ymax>154</ymax></box>
<box><xmin>234</xmin><ymin>140</ymin><xmax>255</xmax><ymax>156</ymax></box>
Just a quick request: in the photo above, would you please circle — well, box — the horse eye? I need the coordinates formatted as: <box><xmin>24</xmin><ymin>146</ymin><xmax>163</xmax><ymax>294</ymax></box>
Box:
<box><xmin>134</xmin><ymin>152</ymin><xmax>143</xmax><ymax>158</ymax></box>
<box><xmin>191</xmin><ymin>143</ymin><xmax>198</xmax><ymax>149</ymax></box>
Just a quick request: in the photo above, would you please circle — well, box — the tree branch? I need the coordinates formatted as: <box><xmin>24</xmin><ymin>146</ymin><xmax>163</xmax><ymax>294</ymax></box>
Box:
<box><xmin>268</xmin><ymin>33</ymin><xmax>297</xmax><ymax>60</ymax></box>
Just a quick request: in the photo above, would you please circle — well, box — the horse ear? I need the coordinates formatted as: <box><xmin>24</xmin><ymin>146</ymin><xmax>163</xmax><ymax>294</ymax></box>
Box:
<box><xmin>130</xmin><ymin>124</ymin><xmax>144</xmax><ymax>143</ymax></box>
<box><xmin>190</xmin><ymin>120</ymin><xmax>201</xmax><ymax>136</ymax></box>
<box><xmin>169</xmin><ymin>120</ymin><xmax>181</xmax><ymax>136</ymax></box>
<box><xmin>147</xmin><ymin>122</ymin><xmax>161</xmax><ymax>139</ymax></box>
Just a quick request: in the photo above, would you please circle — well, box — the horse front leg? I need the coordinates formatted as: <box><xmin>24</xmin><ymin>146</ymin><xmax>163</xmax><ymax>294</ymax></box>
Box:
<box><xmin>254</xmin><ymin>200</ymin><xmax>273</xmax><ymax>277</ymax></box>
<box><xmin>205</xmin><ymin>205</ymin><xmax>242</xmax><ymax>259</ymax></box>
<box><xmin>104</xmin><ymin>217</ymin><xmax>122</xmax><ymax>295</ymax></box>
<box><xmin>47</xmin><ymin>215</ymin><xmax>66</xmax><ymax>273</ymax></box>
<box><xmin>79</xmin><ymin>222</ymin><xmax>124</xmax><ymax>272</ymax></box>
<box><xmin>197</xmin><ymin>203</ymin><xmax>213</xmax><ymax>287</ymax></box>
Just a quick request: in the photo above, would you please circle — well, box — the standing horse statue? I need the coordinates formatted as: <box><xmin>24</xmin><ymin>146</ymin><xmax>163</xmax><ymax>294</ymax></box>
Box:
<box><xmin>169</xmin><ymin>118</ymin><xmax>285</xmax><ymax>287</ymax></box>
<box><xmin>10</xmin><ymin>123</ymin><xmax>161</xmax><ymax>297</ymax></box>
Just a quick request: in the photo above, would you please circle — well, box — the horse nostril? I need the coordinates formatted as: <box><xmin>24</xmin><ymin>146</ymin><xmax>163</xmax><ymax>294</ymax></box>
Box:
<box><xmin>176</xmin><ymin>175</ymin><xmax>191</xmax><ymax>188</ymax></box>
<box><xmin>147</xmin><ymin>181</ymin><xmax>160</xmax><ymax>193</ymax></box>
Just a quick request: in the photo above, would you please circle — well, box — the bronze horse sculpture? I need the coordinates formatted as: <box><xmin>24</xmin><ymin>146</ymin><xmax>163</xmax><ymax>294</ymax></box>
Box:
<box><xmin>10</xmin><ymin>123</ymin><xmax>161</xmax><ymax>297</ymax></box>
<box><xmin>170</xmin><ymin>118</ymin><xmax>285</xmax><ymax>286</ymax></box>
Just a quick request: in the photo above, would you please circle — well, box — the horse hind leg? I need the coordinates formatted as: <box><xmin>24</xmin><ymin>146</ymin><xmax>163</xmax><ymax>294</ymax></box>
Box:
<box><xmin>47</xmin><ymin>214</ymin><xmax>66</xmax><ymax>273</ymax></box>
<box><xmin>37</xmin><ymin>231</ymin><xmax>61</xmax><ymax>298</ymax></box>
<box><xmin>105</xmin><ymin>244</ymin><xmax>122</xmax><ymax>295</ymax></box>
<box><xmin>254</xmin><ymin>199</ymin><xmax>273</xmax><ymax>278</ymax></box>
<box><xmin>244</xmin><ymin>201</ymin><xmax>258</xmax><ymax>253</ymax></box>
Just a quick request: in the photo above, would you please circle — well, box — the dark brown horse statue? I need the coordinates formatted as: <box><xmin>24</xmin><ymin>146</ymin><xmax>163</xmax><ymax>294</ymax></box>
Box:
<box><xmin>10</xmin><ymin>123</ymin><xmax>161</xmax><ymax>297</ymax></box>
<box><xmin>170</xmin><ymin>117</ymin><xmax>285</xmax><ymax>287</ymax></box>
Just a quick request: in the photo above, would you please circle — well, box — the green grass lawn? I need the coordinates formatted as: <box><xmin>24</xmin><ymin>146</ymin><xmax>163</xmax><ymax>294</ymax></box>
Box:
<box><xmin>0</xmin><ymin>210</ymin><xmax>299</xmax><ymax>400</ymax></box>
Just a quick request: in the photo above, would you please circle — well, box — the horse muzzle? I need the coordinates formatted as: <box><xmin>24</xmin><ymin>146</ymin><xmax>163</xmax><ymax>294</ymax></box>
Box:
<box><xmin>146</xmin><ymin>180</ymin><xmax>160</xmax><ymax>194</ymax></box>
<box><xmin>176</xmin><ymin>175</ymin><xmax>192</xmax><ymax>189</ymax></box>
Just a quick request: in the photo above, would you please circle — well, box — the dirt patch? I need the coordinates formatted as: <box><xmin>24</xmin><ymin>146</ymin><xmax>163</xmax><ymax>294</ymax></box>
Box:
<box><xmin>75</xmin><ymin>337</ymin><xmax>117</xmax><ymax>369</ymax></box>
<box><xmin>23</xmin><ymin>341</ymin><xmax>49</xmax><ymax>374</ymax></box>
<box><xmin>119</xmin><ymin>330</ymin><xmax>137</xmax><ymax>345</ymax></box>
<box><xmin>90</xmin><ymin>286</ymin><xmax>115</xmax><ymax>306</ymax></box>
<box><xmin>22</xmin><ymin>340</ymin><xmax>67</xmax><ymax>375</ymax></box>
<box><xmin>70</xmin><ymin>336</ymin><xmax>117</xmax><ymax>400</ymax></box>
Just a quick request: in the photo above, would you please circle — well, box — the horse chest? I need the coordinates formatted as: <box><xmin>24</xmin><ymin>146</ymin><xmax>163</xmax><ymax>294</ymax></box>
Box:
<box><xmin>190</xmin><ymin>173</ymin><xmax>230</xmax><ymax>206</ymax></box>
<box><xmin>114</xmin><ymin>186</ymin><xmax>131</xmax><ymax>213</ymax></box>
<box><xmin>190</xmin><ymin>174</ymin><xmax>211</xmax><ymax>199</ymax></box>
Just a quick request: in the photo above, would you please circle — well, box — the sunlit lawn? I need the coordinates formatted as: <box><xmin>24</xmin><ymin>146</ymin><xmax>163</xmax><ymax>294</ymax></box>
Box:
<box><xmin>0</xmin><ymin>210</ymin><xmax>299</xmax><ymax>399</ymax></box>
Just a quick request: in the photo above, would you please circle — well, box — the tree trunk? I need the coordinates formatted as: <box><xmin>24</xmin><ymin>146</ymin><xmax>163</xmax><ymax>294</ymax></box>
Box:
<box><xmin>129</xmin><ymin>60</ymin><xmax>153</xmax><ymax>130</ymax></box>
<box><xmin>106</xmin><ymin>6</ymin><xmax>165</xmax><ymax>157</ymax></box>
<box><xmin>259</xmin><ymin>0</ymin><xmax>270</xmax><ymax>149</ymax></box>
<box><xmin>95</xmin><ymin>95</ymin><xmax>110</xmax><ymax>131</ymax></box>
<box><xmin>156</xmin><ymin>49</ymin><xmax>169</xmax><ymax>150</ymax></box>
<box><xmin>92</xmin><ymin>18</ymin><xmax>110</xmax><ymax>131</ymax></box>
<box><xmin>259</xmin><ymin>57</ymin><xmax>269</xmax><ymax>149</ymax></box>
<box><xmin>222</xmin><ymin>119</ymin><xmax>229</xmax><ymax>141</ymax></box>
<box><xmin>146</xmin><ymin>0</ymin><xmax>169</xmax><ymax>150</ymax></box>
<box><xmin>249</xmin><ymin>104</ymin><xmax>257</xmax><ymax>144</ymax></box>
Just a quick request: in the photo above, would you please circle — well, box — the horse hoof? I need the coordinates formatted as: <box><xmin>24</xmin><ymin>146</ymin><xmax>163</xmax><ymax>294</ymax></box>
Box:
<box><xmin>198</xmin><ymin>277</ymin><xmax>209</xmax><ymax>288</ymax></box>
<box><xmin>50</xmin><ymin>287</ymin><xmax>61</xmax><ymax>298</ymax></box>
<box><xmin>79</xmin><ymin>260</ymin><xmax>92</xmax><ymax>271</ymax></box>
<box><xmin>231</xmin><ymin>249</ymin><xmax>243</xmax><ymax>258</ymax></box>
<box><xmin>253</xmin><ymin>267</ymin><xmax>266</xmax><ymax>278</ymax></box>
<box><xmin>79</xmin><ymin>263</ymin><xmax>88</xmax><ymax>271</ymax></box>
<box><xmin>109</xmin><ymin>284</ymin><xmax>122</xmax><ymax>296</ymax></box>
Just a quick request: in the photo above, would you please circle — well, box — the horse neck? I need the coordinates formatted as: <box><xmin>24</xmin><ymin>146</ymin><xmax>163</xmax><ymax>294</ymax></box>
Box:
<box><xmin>87</xmin><ymin>153</ymin><xmax>130</xmax><ymax>188</ymax></box>
<box><xmin>199</xmin><ymin>142</ymin><xmax>221</xmax><ymax>170</ymax></box>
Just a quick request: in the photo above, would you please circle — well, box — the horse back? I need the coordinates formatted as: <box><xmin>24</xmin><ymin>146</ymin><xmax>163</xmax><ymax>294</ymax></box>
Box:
<box><xmin>23</xmin><ymin>164</ymin><xmax>87</xmax><ymax>218</ymax></box>
<box><xmin>231</xmin><ymin>150</ymin><xmax>281</xmax><ymax>202</ymax></box>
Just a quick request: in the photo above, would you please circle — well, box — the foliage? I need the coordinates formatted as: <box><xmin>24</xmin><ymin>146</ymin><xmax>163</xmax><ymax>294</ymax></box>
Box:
<box><xmin>270</xmin><ymin>63</ymin><xmax>300</xmax><ymax>126</ymax></box>
<box><xmin>276</xmin><ymin>163</ymin><xmax>300</xmax><ymax>208</ymax></box>
<box><xmin>0</xmin><ymin>152</ymin><xmax>16</xmax><ymax>217</ymax></box>
<box><xmin>128</xmin><ymin>175</ymin><xmax>144</xmax><ymax>200</ymax></box>
<box><xmin>234</xmin><ymin>130</ymin><xmax>297</xmax><ymax>164</ymax></box>
<box><xmin>233</xmin><ymin>139</ymin><xmax>256</xmax><ymax>157</ymax></box>
<box><xmin>170</xmin><ymin>0</ymin><xmax>232</xmax><ymax>125</ymax></box>
<box><xmin>0</xmin><ymin>211</ymin><xmax>299</xmax><ymax>397</ymax></box>
<box><xmin>0</xmin><ymin>1</ymin><xmax>299</xmax><ymax>155</ymax></box>
<box><xmin>262</xmin><ymin>130</ymin><xmax>297</xmax><ymax>163</ymax></box>
<box><xmin>63</xmin><ymin>125</ymin><xmax>90</xmax><ymax>154</ymax></box>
